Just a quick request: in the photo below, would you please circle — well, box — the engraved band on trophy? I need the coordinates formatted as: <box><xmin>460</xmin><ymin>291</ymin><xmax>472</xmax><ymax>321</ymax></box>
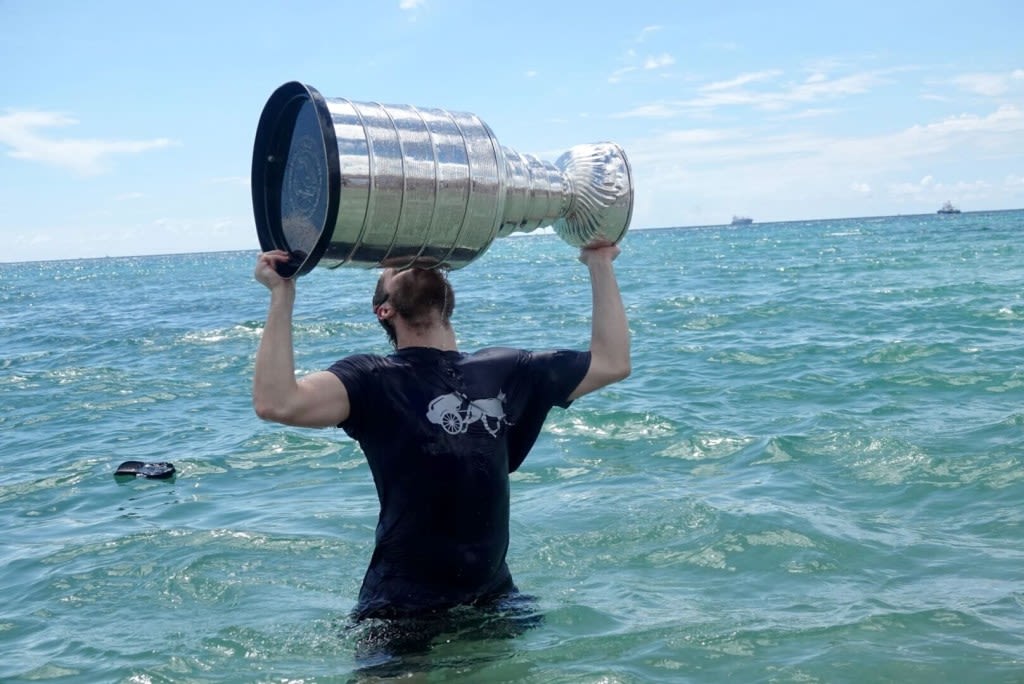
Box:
<box><xmin>251</xmin><ymin>81</ymin><xmax>634</xmax><ymax>277</ymax></box>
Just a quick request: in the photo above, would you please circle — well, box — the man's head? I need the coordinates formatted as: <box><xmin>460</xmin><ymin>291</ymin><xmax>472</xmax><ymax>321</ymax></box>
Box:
<box><xmin>372</xmin><ymin>267</ymin><xmax>455</xmax><ymax>347</ymax></box>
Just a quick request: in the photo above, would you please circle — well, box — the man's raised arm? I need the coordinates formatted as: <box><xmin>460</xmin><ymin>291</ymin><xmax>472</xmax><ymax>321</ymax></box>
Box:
<box><xmin>568</xmin><ymin>243</ymin><xmax>631</xmax><ymax>401</ymax></box>
<box><xmin>252</xmin><ymin>250</ymin><xmax>350</xmax><ymax>428</ymax></box>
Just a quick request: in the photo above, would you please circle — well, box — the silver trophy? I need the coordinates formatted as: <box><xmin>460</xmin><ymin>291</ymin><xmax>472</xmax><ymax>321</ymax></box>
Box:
<box><xmin>252</xmin><ymin>82</ymin><xmax>633</xmax><ymax>277</ymax></box>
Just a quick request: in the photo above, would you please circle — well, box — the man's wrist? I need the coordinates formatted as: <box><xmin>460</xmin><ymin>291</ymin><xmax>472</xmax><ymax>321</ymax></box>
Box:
<box><xmin>585</xmin><ymin>255</ymin><xmax>615</xmax><ymax>271</ymax></box>
<box><xmin>269</xmin><ymin>279</ymin><xmax>297</xmax><ymax>301</ymax></box>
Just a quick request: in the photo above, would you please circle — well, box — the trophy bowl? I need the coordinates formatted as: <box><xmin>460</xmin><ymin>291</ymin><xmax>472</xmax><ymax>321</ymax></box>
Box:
<box><xmin>252</xmin><ymin>82</ymin><xmax>633</xmax><ymax>276</ymax></box>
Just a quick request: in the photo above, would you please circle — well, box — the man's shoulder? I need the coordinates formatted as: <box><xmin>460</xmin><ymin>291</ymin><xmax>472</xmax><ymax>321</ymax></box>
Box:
<box><xmin>470</xmin><ymin>347</ymin><xmax>586</xmax><ymax>361</ymax></box>
<box><xmin>327</xmin><ymin>352</ymin><xmax>395</xmax><ymax>376</ymax></box>
<box><xmin>465</xmin><ymin>346</ymin><xmax>537</xmax><ymax>367</ymax></box>
<box><xmin>469</xmin><ymin>346</ymin><xmax>526</xmax><ymax>359</ymax></box>
<box><xmin>465</xmin><ymin>347</ymin><xmax>589</xmax><ymax>375</ymax></box>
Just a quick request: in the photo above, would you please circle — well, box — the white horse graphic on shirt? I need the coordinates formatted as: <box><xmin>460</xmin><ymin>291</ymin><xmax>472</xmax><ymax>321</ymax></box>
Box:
<box><xmin>426</xmin><ymin>391</ymin><xmax>508</xmax><ymax>436</ymax></box>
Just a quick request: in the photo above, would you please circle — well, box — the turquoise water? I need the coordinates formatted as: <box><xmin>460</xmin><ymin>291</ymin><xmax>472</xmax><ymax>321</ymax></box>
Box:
<box><xmin>2</xmin><ymin>211</ymin><xmax>1023</xmax><ymax>682</ymax></box>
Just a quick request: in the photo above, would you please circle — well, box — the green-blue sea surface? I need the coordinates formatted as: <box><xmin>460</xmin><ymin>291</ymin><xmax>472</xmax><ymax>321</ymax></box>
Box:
<box><xmin>2</xmin><ymin>211</ymin><xmax>1023</xmax><ymax>682</ymax></box>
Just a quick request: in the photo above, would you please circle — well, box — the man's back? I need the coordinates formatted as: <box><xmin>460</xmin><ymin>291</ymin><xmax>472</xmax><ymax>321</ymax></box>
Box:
<box><xmin>328</xmin><ymin>346</ymin><xmax>589</xmax><ymax>618</ymax></box>
<box><xmin>252</xmin><ymin>243</ymin><xmax>628</xmax><ymax>623</ymax></box>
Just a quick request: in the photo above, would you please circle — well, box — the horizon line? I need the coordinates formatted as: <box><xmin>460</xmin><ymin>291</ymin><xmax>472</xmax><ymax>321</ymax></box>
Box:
<box><xmin>2</xmin><ymin>207</ymin><xmax>1021</xmax><ymax>266</ymax></box>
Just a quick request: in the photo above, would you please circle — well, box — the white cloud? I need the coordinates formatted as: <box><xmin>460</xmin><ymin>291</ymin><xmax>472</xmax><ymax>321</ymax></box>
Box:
<box><xmin>608</xmin><ymin>66</ymin><xmax>639</xmax><ymax>84</ymax></box>
<box><xmin>815</xmin><ymin>106</ymin><xmax>1024</xmax><ymax>167</ymax></box>
<box><xmin>898</xmin><ymin>105</ymin><xmax>1024</xmax><ymax>149</ymax></box>
<box><xmin>953</xmin><ymin>69</ymin><xmax>1024</xmax><ymax>97</ymax></box>
<box><xmin>609</xmin><ymin>22</ymin><xmax>677</xmax><ymax>83</ymax></box>
<box><xmin>611</xmin><ymin>103</ymin><xmax>678</xmax><ymax>118</ymax></box>
<box><xmin>779</xmin><ymin>107</ymin><xmax>837</xmax><ymax>120</ymax></box>
<box><xmin>884</xmin><ymin>174</ymin><xmax>982</xmax><ymax>201</ymax></box>
<box><xmin>643</xmin><ymin>53</ymin><xmax>675</xmax><ymax>70</ymax></box>
<box><xmin>888</xmin><ymin>178</ymin><xmax>990</xmax><ymax>199</ymax></box>
<box><xmin>701</xmin><ymin>70</ymin><xmax>782</xmax><ymax>92</ymax></box>
<box><xmin>609</xmin><ymin>52</ymin><xmax>675</xmax><ymax>83</ymax></box>
<box><xmin>399</xmin><ymin>0</ymin><xmax>424</xmax><ymax>9</ymax></box>
<box><xmin>637</xmin><ymin>25</ymin><xmax>662</xmax><ymax>42</ymax></box>
<box><xmin>785</xmin><ymin>71</ymin><xmax>886</xmax><ymax>103</ymax></box>
<box><xmin>711</xmin><ymin>41</ymin><xmax>740</xmax><ymax>52</ymax></box>
<box><xmin>0</xmin><ymin>110</ymin><xmax>175</xmax><ymax>175</ymax></box>
<box><xmin>954</xmin><ymin>74</ymin><xmax>1008</xmax><ymax>96</ymax></box>
<box><xmin>664</xmin><ymin>129</ymin><xmax>737</xmax><ymax>144</ymax></box>
<box><xmin>620</xmin><ymin>102</ymin><xmax>1024</xmax><ymax>226</ymax></box>
<box><xmin>617</xmin><ymin>68</ymin><xmax>889</xmax><ymax>117</ymax></box>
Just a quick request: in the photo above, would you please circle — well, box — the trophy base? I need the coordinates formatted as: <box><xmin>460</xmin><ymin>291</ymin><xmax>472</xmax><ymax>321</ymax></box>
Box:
<box><xmin>552</xmin><ymin>143</ymin><xmax>634</xmax><ymax>247</ymax></box>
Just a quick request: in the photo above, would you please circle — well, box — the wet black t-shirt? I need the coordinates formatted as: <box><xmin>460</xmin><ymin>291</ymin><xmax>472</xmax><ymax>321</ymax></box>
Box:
<box><xmin>328</xmin><ymin>346</ymin><xmax>590</xmax><ymax>619</ymax></box>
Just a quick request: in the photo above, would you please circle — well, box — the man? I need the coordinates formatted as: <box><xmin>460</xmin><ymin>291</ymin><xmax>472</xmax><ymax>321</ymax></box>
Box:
<box><xmin>252</xmin><ymin>244</ymin><xmax>629</xmax><ymax>622</ymax></box>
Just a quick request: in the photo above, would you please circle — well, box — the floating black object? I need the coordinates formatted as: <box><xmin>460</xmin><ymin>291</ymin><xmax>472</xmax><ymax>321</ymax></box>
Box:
<box><xmin>114</xmin><ymin>461</ymin><xmax>176</xmax><ymax>479</ymax></box>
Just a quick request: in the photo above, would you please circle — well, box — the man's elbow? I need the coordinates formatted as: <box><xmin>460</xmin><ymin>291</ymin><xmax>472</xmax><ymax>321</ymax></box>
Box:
<box><xmin>591</xmin><ymin>337</ymin><xmax>631</xmax><ymax>386</ymax></box>
<box><xmin>594</xmin><ymin>355</ymin><xmax>631</xmax><ymax>386</ymax></box>
<box><xmin>610</xmin><ymin>358</ymin><xmax>631</xmax><ymax>383</ymax></box>
<box><xmin>253</xmin><ymin>396</ymin><xmax>288</xmax><ymax>423</ymax></box>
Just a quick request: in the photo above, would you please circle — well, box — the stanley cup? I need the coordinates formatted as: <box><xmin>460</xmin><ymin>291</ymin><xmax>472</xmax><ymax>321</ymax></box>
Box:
<box><xmin>251</xmin><ymin>81</ymin><xmax>634</xmax><ymax>277</ymax></box>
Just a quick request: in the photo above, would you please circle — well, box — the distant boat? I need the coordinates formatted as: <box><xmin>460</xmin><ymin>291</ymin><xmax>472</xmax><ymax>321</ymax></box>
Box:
<box><xmin>937</xmin><ymin>201</ymin><xmax>961</xmax><ymax>214</ymax></box>
<box><xmin>731</xmin><ymin>215</ymin><xmax>753</xmax><ymax>225</ymax></box>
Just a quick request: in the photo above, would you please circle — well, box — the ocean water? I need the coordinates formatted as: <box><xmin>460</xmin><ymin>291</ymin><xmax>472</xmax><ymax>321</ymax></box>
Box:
<box><xmin>2</xmin><ymin>211</ymin><xmax>1023</xmax><ymax>683</ymax></box>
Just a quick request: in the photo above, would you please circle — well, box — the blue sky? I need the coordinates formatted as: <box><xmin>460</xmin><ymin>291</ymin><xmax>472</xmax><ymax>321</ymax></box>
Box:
<box><xmin>1</xmin><ymin>0</ymin><xmax>1021</xmax><ymax>262</ymax></box>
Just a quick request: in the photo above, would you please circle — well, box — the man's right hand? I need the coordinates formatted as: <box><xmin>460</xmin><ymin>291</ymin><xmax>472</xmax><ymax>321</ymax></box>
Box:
<box><xmin>255</xmin><ymin>250</ymin><xmax>295</xmax><ymax>291</ymax></box>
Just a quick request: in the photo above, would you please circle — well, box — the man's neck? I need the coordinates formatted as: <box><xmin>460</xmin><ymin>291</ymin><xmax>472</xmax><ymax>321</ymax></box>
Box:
<box><xmin>395</xmin><ymin>325</ymin><xmax>457</xmax><ymax>352</ymax></box>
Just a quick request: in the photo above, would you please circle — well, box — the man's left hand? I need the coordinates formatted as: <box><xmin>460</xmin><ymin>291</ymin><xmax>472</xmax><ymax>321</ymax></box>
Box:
<box><xmin>579</xmin><ymin>241</ymin><xmax>621</xmax><ymax>266</ymax></box>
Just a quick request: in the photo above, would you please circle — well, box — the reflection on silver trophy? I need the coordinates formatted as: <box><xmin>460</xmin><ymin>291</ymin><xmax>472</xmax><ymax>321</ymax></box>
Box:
<box><xmin>251</xmin><ymin>82</ymin><xmax>634</xmax><ymax>277</ymax></box>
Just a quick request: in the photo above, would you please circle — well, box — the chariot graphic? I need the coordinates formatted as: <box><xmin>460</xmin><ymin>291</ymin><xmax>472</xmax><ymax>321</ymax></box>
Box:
<box><xmin>426</xmin><ymin>392</ymin><xmax>507</xmax><ymax>436</ymax></box>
